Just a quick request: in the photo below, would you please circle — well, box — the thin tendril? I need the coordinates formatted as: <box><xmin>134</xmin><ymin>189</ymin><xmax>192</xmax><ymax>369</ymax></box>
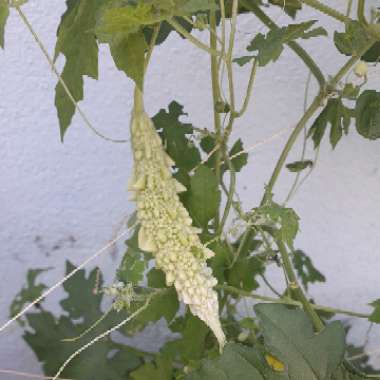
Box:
<box><xmin>15</xmin><ymin>5</ymin><xmax>128</xmax><ymax>143</ymax></box>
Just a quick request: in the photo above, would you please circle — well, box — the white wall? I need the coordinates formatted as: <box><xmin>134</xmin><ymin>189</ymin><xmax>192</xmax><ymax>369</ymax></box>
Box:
<box><xmin>1</xmin><ymin>0</ymin><xmax>380</xmax><ymax>376</ymax></box>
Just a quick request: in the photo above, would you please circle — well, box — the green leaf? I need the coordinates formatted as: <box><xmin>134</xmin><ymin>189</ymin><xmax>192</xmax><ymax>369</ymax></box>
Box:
<box><xmin>0</xmin><ymin>0</ymin><xmax>9</xmax><ymax>48</ymax></box>
<box><xmin>225</xmin><ymin>139</ymin><xmax>249</xmax><ymax>173</ymax></box>
<box><xmin>123</xmin><ymin>268</ymin><xmax>179</xmax><ymax>335</ymax></box>
<box><xmin>60</xmin><ymin>261</ymin><xmax>104</xmax><ymax>325</ymax></box>
<box><xmin>164</xmin><ymin>312</ymin><xmax>210</xmax><ymax>361</ymax></box>
<box><xmin>308</xmin><ymin>98</ymin><xmax>352</xmax><ymax>149</ymax></box>
<box><xmin>106</xmin><ymin>31</ymin><xmax>147</xmax><ymax>89</ymax></box>
<box><xmin>117</xmin><ymin>230</ymin><xmax>147</xmax><ymax>285</ymax></box>
<box><xmin>227</xmin><ymin>256</ymin><xmax>265</xmax><ymax>291</ymax></box>
<box><xmin>286</xmin><ymin>160</ymin><xmax>313</xmax><ymax>173</ymax></box>
<box><xmin>342</xmin><ymin>83</ymin><xmax>360</xmax><ymax>100</ymax></box>
<box><xmin>334</xmin><ymin>21</ymin><xmax>375</xmax><ymax>61</ymax></box>
<box><xmin>131</xmin><ymin>355</ymin><xmax>173</xmax><ymax>380</ymax></box>
<box><xmin>185</xmin><ymin>343</ymin><xmax>284</xmax><ymax>380</ymax></box>
<box><xmin>368</xmin><ymin>299</ymin><xmax>380</xmax><ymax>323</ymax></box>
<box><xmin>153</xmin><ymin>101</ymin><xmax>201</xmax><ymax>172</ymax></box>
<box><xmin>54</xmin><ymin>0</ymin><xmax>100</xmax><ymax>140</ymax></box>
<box><xmin>22</xmin><ymin>263</ymin><xmax>142</xmax><ymax>379</ymax></box>
<box><xmin>292</xmin><ymin>250</ymin><xmax>326</xmax><ymax>291</ymax></box>
<box><xmin>10</xmin><ymin>268</ymin><xmax>50</xmax><ymax>326</ymax></box>
<box><xmin>233</xmin><ymin>55</ymin><xmax>255</xmax><ymax>66</ymax></box>
<box><xmin>355</xmin><ymin>90</ymin><xmax>380</xmax><ymax>140</ymax></box>
<box><xmin>96</xmin><ymin>0</ymin><xmax>216</xmax><ymax>39</ymax></box>
<box><xmin>246</xmin><ymin>21</ymin><xmax>326</xmax><ymax>66</ymax></box>
<box><xmin>186</xmin><ymin>165</ymin><xmax>221</xmax><ymax>229</ymax></box>
<box><xmin>256</xmin><ymin>202</ymin><xmax>299</xmax><ymax>248</ymax></box>
<box><xmin>255</xmin><ymin>303</ymin><xmax>346</xmax><ymax>380</ymax></box>
<box><xmin>269</xmin><ymin>0</ymin><xmax>302</xmax><ymax>18</ymax></box>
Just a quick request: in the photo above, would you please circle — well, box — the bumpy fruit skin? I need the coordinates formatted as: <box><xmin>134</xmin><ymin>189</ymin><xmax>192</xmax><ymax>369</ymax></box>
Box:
<box><xmin>129</xmin><ymin>109</ymin><xmax>225</xmax><ymax>349</ymax></box>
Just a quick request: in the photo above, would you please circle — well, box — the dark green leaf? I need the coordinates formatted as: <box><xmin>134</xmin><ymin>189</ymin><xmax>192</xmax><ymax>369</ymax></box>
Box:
<box><xmin>369</xmin><ymin>299</ymin><xmax>380</xmax><ymax>323</ymax></box>
<box><xmin>334</xmin><ymin>21</ymin><xmax>374</xmax><ymax>61</ymax></box>
<box><xmin>286</xmin><ymin>160</ymin><xmax>313</xmax><ymax>173</ymax></box>
<box><xmin>234</xmin><ymin>55</ymin><xmax>255</xmax><ymax>66</ymax></box>
<box><xmin>10</xmin><ymin>268</ymin><xmax>50</xmax><ymax>325</ymax></box>
<box><xmin>292</xmin><ymin>250</ymin><xmax>326</xmax><ymax>290</ymax></box>
<box><xmin>226</xmin><ymin>139</ymin><xmax>249</xmax><ymax>173</ymax></box>
<box><xmin>246</xmin><ymin>21</ymin><xmax>326</xmax><ymax>67</ymax></box>
<box><xmin>255</xmin><ymin>303</ymin><xmax>346</xmax><ymax>380</ymax></box>
<box><xmin>185</xmin><ymin>342</ymin><xmax>284</xmax><ymax>380</ymax></box>
<box><xmin>131</xmin><ymin>355</ymin><xmax>173</xmax><ymax>380</ymax></box>
<box><xmin>186</xmin><ymin>165</ymin><xmax>221</xmax><ymax>229</ymax></box>
<box><xmin>164</xmin><ymin>312</ymin><xmax>210</xmax><ymax>361</ymax></box>
<box><xmin>227</xmin><ymin>256</ymin><xmax>265</xmax><ymax>291</ymax></box>
<box><xmin>22</xmin><ymin>263</ymin><xmax>142</xmax><ymax>379</ymax></box>
<box><xmin>308</xmin><ymin>98</ymin><xmax>352</xmax><ymax>149</ymax></box>
<box><xmin>355</xmin><ymin>90</ymin><xmax>380</xmax><ymax>140</ymax></box>
<box><xmin>0</xmin><ymin>0</ymin><xmax>9</xmax><ymax>48</ymax></box>
<box><xmin>268</xmin><ymin>0</ymin><xmax>302</xmax><ymax>18</ymax></box>
<box><xmin>54</xmin><ymin>0</ymin><xmax>100</xmax><ymax>139</ymax></box>
<box><xmin>153</xmin><ymin>101</ymin><xmax>201</xmax><ymax>172</ymax></box>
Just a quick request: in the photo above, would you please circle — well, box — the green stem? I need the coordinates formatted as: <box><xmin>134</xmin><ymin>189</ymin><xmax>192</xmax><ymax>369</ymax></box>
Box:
<box><xmin>218</xmin><ymin>285</ymin><xmax>370</xmax><ymax>319</ymax></box>
<box><xmin>358</xmin><ymin>0</ymin><xmax>368</xmax><ymax>25</ymax></box>
<box><xmin>261</xmin><ymin>94</ymin><xmax>323</xmax><ymax>205</ymax></box>
<box><xmin>277</xmin><ymin>241</ymin><xmax>325</xmax><ymax>331</ymax></box>
<box><xmin>346</xmin><ymin>0</ymin><xmax>354</xmax><ymax>17</ymax></box>
<box><xmin>219</xmin><ymin>153</ymin><xmax>236</xmax><ymax>234</ymax></box>
<box><xmin>240</xmin><ymin>0</ymin><xmax>326</xmax><ymax>88</ymax></box>
<box><xmin>300</xmin><ymin>0</ymin><xmax>349</xmax><ymax>23</ymax></box>
<box><xmin>210</xmin><ymin>11</ymin><xmax>222</xmax><ymax>230</ymax></box>
<box><xmin>167</xmin><ymin>18</ymin><xmax>221</xmax><ymax>57</ymax></box>
<box><xmin>235</xmin><ymin>59</ymin><xmax>258</xmax><ymax>118</ymax></box>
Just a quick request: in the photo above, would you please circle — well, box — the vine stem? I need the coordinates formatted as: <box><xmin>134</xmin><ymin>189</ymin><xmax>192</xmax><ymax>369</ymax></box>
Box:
<box><xmin>300</xmin><ymin>0</ymin><xmax>350</xmax><ymax>23</ymax></box>
<box><xmin>210</xmin><ymin>10</ymin><xmax>222</xmax><ymax>230</ymax></box>
<box><xmin>358</xmin><ymin>0</ymin><xmax>368</xmax><ymax>25</ymax></box>
<box><xmin>14</xmin><ymin>5</ymin><xmax>128</xmax><ymax>143</ymax></box>
<box><xmin>218</xmin><ymin>285</ymin><xmax>371</xmax><ymax>319</ymax></box>
<box><xmin>167</xmin><ymin>18</ymin><xmax>221</xmax><ymax>57</ymax></box>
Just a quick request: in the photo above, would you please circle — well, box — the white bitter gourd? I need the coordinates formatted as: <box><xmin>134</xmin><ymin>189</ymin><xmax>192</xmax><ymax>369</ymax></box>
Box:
<box><xmin>128</xmin><ymin>91</ymin><xmax>225</xmax><ymax>349</ymax></box>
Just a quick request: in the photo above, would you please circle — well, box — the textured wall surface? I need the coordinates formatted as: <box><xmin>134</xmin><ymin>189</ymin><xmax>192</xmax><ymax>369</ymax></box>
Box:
<box><xmin>1</xmin><ymin>0</ymin><xmax>380</xmax><ymax>376</ymax></box>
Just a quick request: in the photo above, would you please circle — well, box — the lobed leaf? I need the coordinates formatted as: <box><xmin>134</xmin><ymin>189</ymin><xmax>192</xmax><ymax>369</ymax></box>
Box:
<box><xmin>54</xmin><ymin>0</ymin><xmax>101</xmax><ymax>139</ymax></box>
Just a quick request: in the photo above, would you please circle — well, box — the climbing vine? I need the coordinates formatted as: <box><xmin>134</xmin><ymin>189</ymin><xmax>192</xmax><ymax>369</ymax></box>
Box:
<box><xmin>1</xmin><ymin>0</ymin><xmax>380</xmax><ymax>379</ymax></box>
